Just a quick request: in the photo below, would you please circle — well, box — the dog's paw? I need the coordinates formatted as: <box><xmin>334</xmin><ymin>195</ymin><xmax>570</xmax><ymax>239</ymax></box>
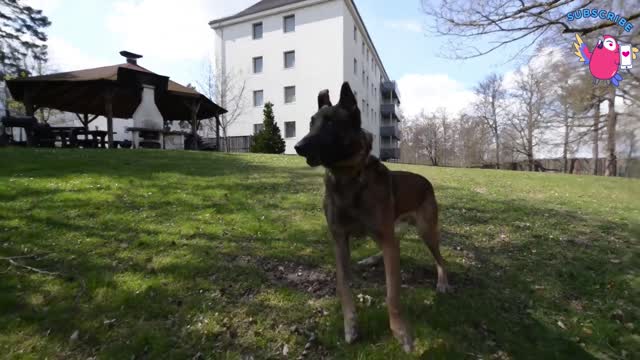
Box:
<box><xmin>344</xmin><ymin>326</ymin><xmax>358</xmax><ymax>344</ymax></box>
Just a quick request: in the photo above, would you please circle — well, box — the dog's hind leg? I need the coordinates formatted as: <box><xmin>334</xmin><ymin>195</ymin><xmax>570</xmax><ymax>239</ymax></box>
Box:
<box><xmin>357</xmin><ymin>217</ymin><xmax>412</xmax><ymax>267</ymax></box>
<box><xmin>332</xmin><ymin>230</ymin><xmax>358</xmax><ymax>344</ymax></box>
<box><xmin>416</xmin><ymin>198</ymin><xmax>451</xmax><ymax>293</ymax></box>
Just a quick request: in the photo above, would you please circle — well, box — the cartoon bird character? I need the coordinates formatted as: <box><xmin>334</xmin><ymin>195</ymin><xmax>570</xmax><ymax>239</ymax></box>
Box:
<box><xmin>573</xmin><ymin>34</ymin><xmax>626</xmax><ymax>87</ymax></box>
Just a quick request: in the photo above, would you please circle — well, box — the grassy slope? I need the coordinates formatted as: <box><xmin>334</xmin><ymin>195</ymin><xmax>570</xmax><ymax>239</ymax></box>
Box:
<box><xmin>0</xmin><ymin>148</ymin><xmax>638</xmax><ymax>360</ymax></box>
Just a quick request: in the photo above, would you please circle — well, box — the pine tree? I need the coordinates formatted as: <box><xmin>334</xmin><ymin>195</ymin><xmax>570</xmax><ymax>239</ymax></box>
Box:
<box><xmin>251</xmin><ymin>102</ymin><xmax>285</xmax><ymax>154</ymax></box>
<box><xmin>0</xmin><ymin>0</ymin><xmax>51</xmax><ymax>78</ymax></box>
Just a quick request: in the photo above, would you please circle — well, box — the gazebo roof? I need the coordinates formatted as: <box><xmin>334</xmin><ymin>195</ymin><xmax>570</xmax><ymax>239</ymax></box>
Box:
<box><xmin>7</xmin><ymin>58</ymin><xmax>227</xmax><ymax>121</ymax></box>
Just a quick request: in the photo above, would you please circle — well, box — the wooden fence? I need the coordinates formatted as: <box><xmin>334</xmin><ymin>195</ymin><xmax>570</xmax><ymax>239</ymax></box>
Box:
<box><xmin>221</xmin><ymin>136</ymin><xmax>253</xmax><ymax>153</ymax></box>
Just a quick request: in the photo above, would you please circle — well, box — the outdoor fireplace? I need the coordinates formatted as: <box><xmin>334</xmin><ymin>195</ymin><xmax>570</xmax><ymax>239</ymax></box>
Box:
<box><xmin>129</xmin><ymin>84</ymin><xmax>164</xmax><ymax>149</ymax></box>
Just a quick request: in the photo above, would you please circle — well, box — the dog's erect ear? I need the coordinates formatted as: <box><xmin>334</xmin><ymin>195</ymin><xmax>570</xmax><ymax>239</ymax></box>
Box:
<box><xmin>317</xmin><ymin>90</ymin><xmax>332</xmax><ymax>109</ymax></box>
<box><xmin>338</xmin><ymin>82</ymin><xmax>357</xmax><ymax>111</ymax></box>
<box><xmin>338</xmin><ymin>82</ymin><xmax>361</xmax><ymax>129</ymax></box>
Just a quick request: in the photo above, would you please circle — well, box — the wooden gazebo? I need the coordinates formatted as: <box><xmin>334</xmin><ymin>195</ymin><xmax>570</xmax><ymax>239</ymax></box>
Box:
<box><xmin>6</xmin><ymin>51</ymin><xmax>227</xmax><ymax>149</ymax></box>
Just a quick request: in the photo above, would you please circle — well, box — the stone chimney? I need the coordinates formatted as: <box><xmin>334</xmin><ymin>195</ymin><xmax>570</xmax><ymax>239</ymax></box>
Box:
<box><xmin>132</xmin><ymin>84</ymin><xmax>163</xmax><ymax>130</ymax></box>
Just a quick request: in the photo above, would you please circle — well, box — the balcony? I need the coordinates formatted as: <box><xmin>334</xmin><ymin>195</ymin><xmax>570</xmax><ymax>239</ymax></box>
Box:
<box><xmin>380</xmin><ymin>103</ymin><xmax>400</xmax><ymax>120</ymax></box>
<box><xmin>380</xmin><ymin>147</ymin><xmax>400</xmax><ymax>161</ymax></box>
<box><xmin>381</xmin><ymin>80</ymin><xmax>401</xmax><ymax>102</ymax></box>
<box><xmin>380</xmin><ymin>124</ymin><xmax>400</xmax><ymax>140</ymax></box>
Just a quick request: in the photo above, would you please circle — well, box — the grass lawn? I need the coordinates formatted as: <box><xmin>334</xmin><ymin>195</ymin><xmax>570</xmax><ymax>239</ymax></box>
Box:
<box><xmin>1</xmin><ymin>148</ymin><xmax>639</xmax><ymax>360</ymax></box>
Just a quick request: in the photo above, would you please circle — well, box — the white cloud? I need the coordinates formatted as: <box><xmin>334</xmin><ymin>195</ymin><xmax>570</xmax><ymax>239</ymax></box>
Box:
<box><xmin>105</xmin><ymin>0</ymin><xmax>254</xmax><ymax>63</ymax></box>
<box><xmin>47</xmin><ymin>36</ymin><xmax>106</xmax><ymax>72</ymax></box>
<box><xmin>397</xmin><ymin>73</ymin><xmax>476</xmax><ymax>117</ymax></box>
<box><xmin>383</xmin><ymin>20</ymin><xmax>423</xmax><ymax>33</ymax></box>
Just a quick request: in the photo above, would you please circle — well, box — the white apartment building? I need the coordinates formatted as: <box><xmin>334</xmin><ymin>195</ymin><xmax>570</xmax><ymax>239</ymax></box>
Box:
<box><xmin>210</xmin><ymin>0</ymin><xmax>401</xmax><ymax>159</ymax></box>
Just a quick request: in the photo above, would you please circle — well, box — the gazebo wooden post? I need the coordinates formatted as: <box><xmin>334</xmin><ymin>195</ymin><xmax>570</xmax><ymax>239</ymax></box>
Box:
<box><xmin>104</xmin><ymin>89</ymin><xmax>114</xmax><ymax>149</ymax></box>
<box><xmin>215</xmin><ymin>114</ymin><xmax>221</xmax><ymax>152</ymax></box>
<box><xmin>190</xmin><ymin>99</ymin><xmax>201</xmax><ymax>150</ymax></box>
<box><xmin>23</xmin><ymin>89</ymin><xmax>35</xmax><ymax>117</ymax></box>
<box><xmin>22</xmin><ymin>89</ymin><xmax>35</xmax><ymax>146</ymax></box>
<box><xmin>83</xmin><ymin>113</ymin><xmax>89</xmax><ymax>132</ymax></box>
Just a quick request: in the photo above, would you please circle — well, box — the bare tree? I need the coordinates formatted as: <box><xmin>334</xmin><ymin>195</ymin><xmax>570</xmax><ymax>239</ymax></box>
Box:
<box><xmin>198</xmin><ymin>59</ymin><xmax>247</xmax><ymax>152</ymax></box>
<box><xmin>456</xmin><ymin>113</ymin><xmax>491</xmax><ymax>167</ymax></box>
<box><xmin>473</xmin><ymin>74</ymin><xmax>506</xmax><ymax>169</ymax></box>
<box><xmin>506</xmin><ymin>65</ymin><xmax>551</xmax><ymax>171</ymax></box>
<box><xmin>410</xmin><ymin>112</ymin><xmax>440</xmax><ymax>166</ymax></box>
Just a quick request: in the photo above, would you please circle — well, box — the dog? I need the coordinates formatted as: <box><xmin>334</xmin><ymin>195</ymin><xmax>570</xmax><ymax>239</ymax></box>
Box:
<box><xmin>294</xmin><ymin>82</ymin><xmax>450</xmax><ymax>353</ymax></box>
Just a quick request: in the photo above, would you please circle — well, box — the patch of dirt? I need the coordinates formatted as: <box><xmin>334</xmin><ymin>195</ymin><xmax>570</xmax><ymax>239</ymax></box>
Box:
<box><xmin>255</xmin><ymin>259</ymin><xmax>336</xmax><ymax>298</ymax></box>
<box><xmin>230</xmin><ymin>254</ymin><xmax>474</xmax><ymax>299</ymax></box>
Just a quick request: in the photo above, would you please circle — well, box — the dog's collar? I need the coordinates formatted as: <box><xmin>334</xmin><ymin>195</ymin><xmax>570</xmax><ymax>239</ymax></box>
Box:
<box><xmin>327</xmin><ymin>154</ymin><xmax>370</xmax><ymax>181</ymax></box>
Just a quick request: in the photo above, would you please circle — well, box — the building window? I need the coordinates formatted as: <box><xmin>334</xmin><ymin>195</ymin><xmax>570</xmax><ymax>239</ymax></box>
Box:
<box><xmin>361</xmin><ymin>99</ymin><xmax>365</xmax><ymax>112</ymax></box>
<box><xmin>354</xmin><ymin>25</ymin><xmax>357</xmax><ymax>42</ymax></box>
<box><xmin>285</xmin><ymin>121</ymin><xmax>296</xmax><ymax>138</ymax></box>
<box><xmin>361</xmin><ymin>40</ymin><xmax>364</xmax><ymax>55</ymax></box>
<box><xmin>254</xmin><ymin>123</ymin><xmax>264</xmax><ymax>134</ymax></box>
<box><xmin>253</xmin><ymin>90</ymin><xmax>264</xmax><ymax>107</ymax></box>
<box><xmin>253</xmin><ymin>56</ymin><xmax>263</xmax><ymax>73</ymax></box>
<box><xmin>252</xmin><ymin>22</ymin><xmax>263</xmax><ymax>39</ymax></box>
<box><xmin>362</xmin><ymin>70</ymin><xmax>365</xmax><ymax>85</ymax></box>
<box><xmin>284</xmin><ymin>50</ymin><xmax>295</xmax><ymax>69</ymax></box>
<box><xmin>284</xmin><ymin>86</ymin><xmax>296</xmax><ymax>103</ymax></box>
<box><xmin>284</xmin><ymin>15</ymin><xmax>295</xmax><ymax>33</ymax></box>
<box><xmin>353</xmin><ymin>58</ymin><xmax>357</xmax><ymax>75</ymax></box>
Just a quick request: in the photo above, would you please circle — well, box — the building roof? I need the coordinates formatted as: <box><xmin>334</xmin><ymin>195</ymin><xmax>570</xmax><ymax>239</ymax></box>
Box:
<box><xmin>210</xmin><ymin>0</ymin><xmax>307</xmax><ymax>25</ymax></box>
<box><xmin>19</xmin><ymin>62</ymin><xmax>200</xmax><ymax>98</ymax></box>
<box><xmin>7</xmin><ymin>61</ymin><xmax>227</xmax><ymax>121</ymax></box>
<box><xmin>209</xmin><ymin>0</ymin><xmax>392</xmax><ymax>83</ymax></box>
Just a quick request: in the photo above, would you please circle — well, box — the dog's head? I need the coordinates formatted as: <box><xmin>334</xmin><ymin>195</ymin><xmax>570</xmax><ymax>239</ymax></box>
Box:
<box><xmin>295</xmin><ymin>82</ymin><xmax>372</xmax><ymax>168</ymax></box>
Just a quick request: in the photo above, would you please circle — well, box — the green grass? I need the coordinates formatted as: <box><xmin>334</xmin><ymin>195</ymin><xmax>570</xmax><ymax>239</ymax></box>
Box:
<box><xmin>1</xmin><ymin>148</ymin><xmax>638</xmax><ymax>360</ymax></box>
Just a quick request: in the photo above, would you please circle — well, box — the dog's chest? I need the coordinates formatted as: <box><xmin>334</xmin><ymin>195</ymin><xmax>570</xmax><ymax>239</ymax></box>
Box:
<box><xmin>324</xmin><ymin>182</ymin><xmax>376</xmax><ymax>235</ymax></box>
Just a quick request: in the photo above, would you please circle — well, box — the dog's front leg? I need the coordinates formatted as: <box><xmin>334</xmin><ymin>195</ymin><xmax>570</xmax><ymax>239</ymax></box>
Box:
<box><xmin>379</xmin><ymin>225</ymin><xmax>414</xmax><ymax>353</ymax></box>
<box><xmin>332</xmin><ymin>230</ymin><xmax>358</xmax><ymax>344</ymax></box>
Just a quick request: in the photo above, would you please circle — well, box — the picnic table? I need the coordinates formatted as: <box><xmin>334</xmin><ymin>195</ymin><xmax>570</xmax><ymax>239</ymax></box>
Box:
<box><xmin>48</xmin><ymin>127</ymin><xmax>83</xmax><ymax>147</ymax></box>
<box><xmin>69</xmin><ymin>129</ymin><xmax>113</xmax><ymax>148</ymax></box>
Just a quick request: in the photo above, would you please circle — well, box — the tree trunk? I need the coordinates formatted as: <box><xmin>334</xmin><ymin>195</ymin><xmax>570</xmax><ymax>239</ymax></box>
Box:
<box><xmin>189</xmin><ymin>99</ymin><xmax>201</xmax><ymax>151</ymax></box>
<box><xmin>222</xmin><ymin>126</ymin><xmax>229</xmax><ymax>152</ymax></box>
<box><xmin>592</xmin><ymin>99</ymin><xmax>600</xmax><ymax>175</ymax></box>
<box><xmin>495</xmin><ymin>130</ymin><xmax>501</xmax><ymax>169</ymax></box>
<box><xmin>605</xmin><ymin>88</ymin><xmax>617</xmax><ymax>177</ymax></box>
<box><xmin>527</xmin><ymin>116</ymin><xmax>534</xmax><ymax>172</ymax></box>
<box><xmin>562</xmin><ymin>104</ymin><xmax>570</xmax><ymax>173</ymax></box>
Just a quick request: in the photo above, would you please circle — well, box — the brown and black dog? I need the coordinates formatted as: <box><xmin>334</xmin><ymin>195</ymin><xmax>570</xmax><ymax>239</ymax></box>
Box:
<box><xmin>294</xmin><ymin>82</ymin><xmax>450</xmax><ymax>352</ymax></box>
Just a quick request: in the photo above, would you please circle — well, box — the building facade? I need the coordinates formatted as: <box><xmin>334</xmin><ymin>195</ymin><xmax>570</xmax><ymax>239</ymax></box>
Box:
<box><xmin>210</xmin><ymin>0</ymin><xmax>401</xmax><ymax>159</ymax></box>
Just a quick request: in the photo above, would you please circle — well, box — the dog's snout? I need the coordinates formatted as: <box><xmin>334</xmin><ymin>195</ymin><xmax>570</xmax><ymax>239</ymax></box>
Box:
<box><xmin>294</xmin><ymin>140</ymin><xmax>307</xmax><ymax>156</ymax></box>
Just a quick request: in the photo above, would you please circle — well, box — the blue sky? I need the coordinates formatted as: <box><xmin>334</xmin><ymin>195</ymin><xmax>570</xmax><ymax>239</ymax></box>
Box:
<box><xmin>31</xmin><ymin>0</ymin><xmax>521</xmax><ymax>117</ymax></box>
